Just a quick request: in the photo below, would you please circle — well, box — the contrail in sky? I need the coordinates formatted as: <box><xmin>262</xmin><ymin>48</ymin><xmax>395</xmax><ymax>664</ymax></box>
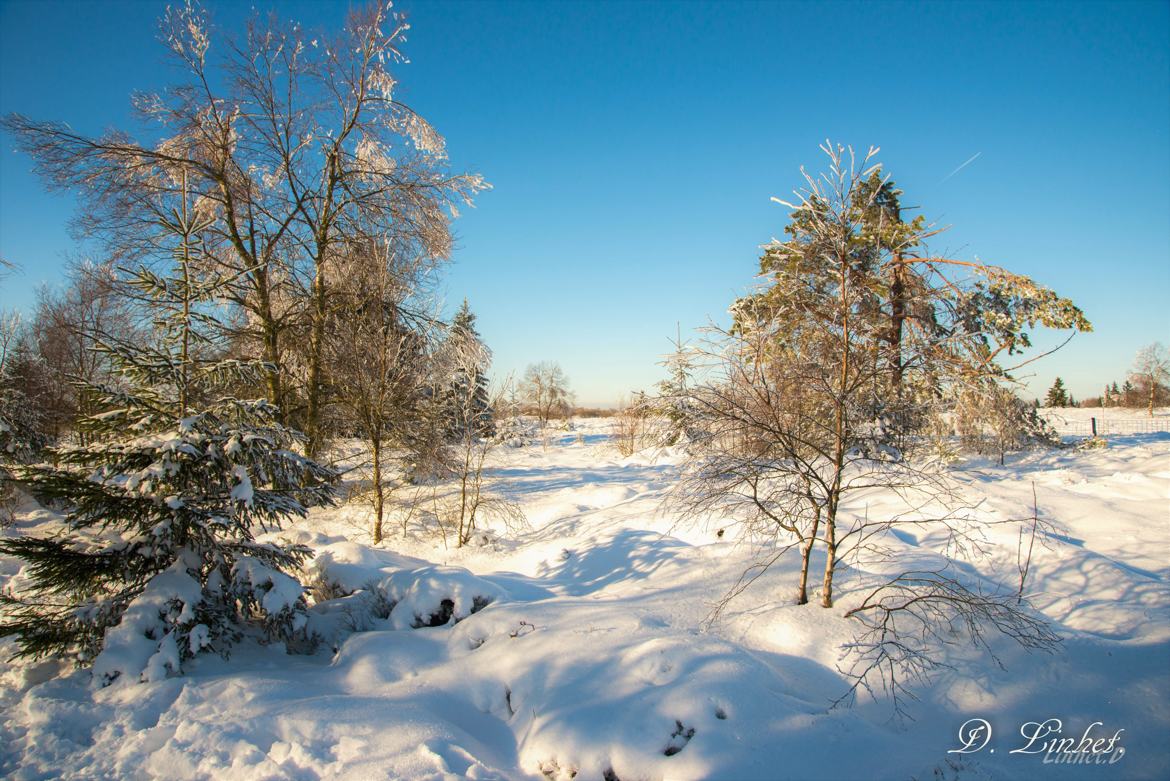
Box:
<box><xmin>940</xmin><ymin>151</ymin><xmax>982</xmax><ymax>183</ymax></box>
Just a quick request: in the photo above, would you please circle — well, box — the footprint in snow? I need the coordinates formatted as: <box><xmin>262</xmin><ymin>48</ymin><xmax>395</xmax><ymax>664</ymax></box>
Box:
<box><xmin>664</xmin><ymin>720</ymin><xmax>695</xmax><ymax>756</ymax></box>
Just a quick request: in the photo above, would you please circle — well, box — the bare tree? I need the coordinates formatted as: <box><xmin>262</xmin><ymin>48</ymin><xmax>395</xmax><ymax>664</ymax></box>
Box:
<box><xmin>327</xmin><ymin>237</ymin><xmax>436</xmax><ymax>545</ymax></box>
<box><xmin>954</xmin><ymin>382</ymin><xmax>1057</xmax><ymax>465</ymax></box>
<box><xmin>522</xmin><ymin>361</ymin><xmax>573</xmax><ymax>429</ymax></box>
<box><xmin>1131</xmin><ymin>342</ymin><xmax>1170</xmax><ymax>417</ymax></box>
<box><xmin>675</xmin><ymin>317</ymin><xmax>958</xmax><ymax>609</ymax></box>
<box><xmin>443</xmin><ymin>375</ymin><xmax>523</xmax><ymax>548</ymax></box>
<box><xmin>612</xmin><ymin>392</ymin><xmax>655</xmax><ymax>457</ymax></box>
<box><xmin>31</xmin><ymin>260</ymin><xmax>133</xmax><ymax>441</ymax></box>
<box><xmin>0</xmin><ymin>310</ymin><xmax>46</xmax><ymax>524</ymax></box>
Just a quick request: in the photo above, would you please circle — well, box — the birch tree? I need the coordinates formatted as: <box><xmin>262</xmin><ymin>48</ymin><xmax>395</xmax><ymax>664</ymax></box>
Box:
<box><xmin>327</xmin><ymin>236</ymin><xmax>435</xmax><ymax>544</ymax></box>
<box><xmin>1131</xmin><ymin>342</ymin><xmax>1170</xmax><ymax>416</ymax></box>
<box><xmin>522</xmin><ymin>361</ymin><xmax>573</xmax><ymax>429</ymax></box>
<box><xmin>2</xmin><ymin>1</ymin><xmax>487</xmax><ymax>455</ymax></box>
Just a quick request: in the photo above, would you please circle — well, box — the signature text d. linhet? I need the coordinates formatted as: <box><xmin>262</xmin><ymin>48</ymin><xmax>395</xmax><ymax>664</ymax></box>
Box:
<box><xmin>948</xmin><ymin>718</ymin><xmax>1126</xmax><ymax>764</ymax></box>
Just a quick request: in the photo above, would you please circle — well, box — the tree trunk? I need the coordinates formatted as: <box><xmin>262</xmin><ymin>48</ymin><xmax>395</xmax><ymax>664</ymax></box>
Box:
<box><xmin>372</xmin><ymin>436</ymin><xmax>384</xmax><ymax>545</ymax></box>
<box><xmin>252</xmin><ymin>268</ymin><xmax>284</xmax><ymax>420</ymax></box>
<box><xmin>305</xmin><ymin>257</ymin><xmax>328</xmax><ymax>457</ymax></box>
<box><xmin>823</xmin><ymin>252</ymin><xmax>849</xmax><ymax>609</ymax></box>
<box><xmin>821</xmin><ymin>499</ymin><xmax>838</xmax><ymax>608</ymax></box>
<box><xmin>457</xmin><ymin>443</ymin><xmax>470</xmax><ymax>548</ymax></box>
<box><xmin>796</xmin><ymin>506</ymin><xmax>821</xmax><ymax>605</ymax></box>
<box><xmin>797</xmin><ymin>538</ymin><xmax>813</xmax><ymax>605</ymax></box>
<box><xmin>888</xmin><ymin>248</ymin><xmax>906</xmax><ymax>392</ymax></box>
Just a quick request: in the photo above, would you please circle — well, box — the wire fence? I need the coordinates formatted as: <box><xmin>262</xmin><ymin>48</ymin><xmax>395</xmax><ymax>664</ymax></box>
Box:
<box><xmin>1042</xmin><ymin>415</ymin><xmax>1170</xmax><ymax>437</ymax></box>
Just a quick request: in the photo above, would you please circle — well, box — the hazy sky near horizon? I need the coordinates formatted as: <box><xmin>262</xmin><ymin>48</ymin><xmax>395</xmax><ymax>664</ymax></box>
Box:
<box><xmin>1</xmin><ymin>0</ymin><xmax>1168</xmax><ymax>405</ymax></box>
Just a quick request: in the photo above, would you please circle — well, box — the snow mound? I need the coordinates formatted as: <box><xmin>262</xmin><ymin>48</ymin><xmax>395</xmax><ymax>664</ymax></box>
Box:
<box><xmin>92</xmin><ymin>556</ymin><xmax>206</xmax><ymax>687</ymax></box>
<box><xmin>310</xmin><ymin>541</ymin><xmax>505</xmax><ymax>632</ymax></box>
<box><xmin>383</xmin><ymin>566</ymin><xmax>504</xmax><ymax>630</ymax></box>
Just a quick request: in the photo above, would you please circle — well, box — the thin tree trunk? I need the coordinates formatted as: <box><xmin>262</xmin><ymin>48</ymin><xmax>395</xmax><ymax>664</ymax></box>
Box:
<box><xmin>823</xmin><ymin>251</ymin><xmax>850</xmax><ymax>609</ymax></box>
<box><xmin>821</xmin><ymin>494</ymin><xmax>839</xmax><ymax>608</ymax></box>
<box><xmin>372</xmin><ymin>435</ymin><xmax>384</xmax><ymax>545</ymax></box>
<box><xmin>305</xmin><ymin>257</ymin><xmax>328</xmax><ymax>456</ymax></box>
<box><xmin>179</xmin><ymin>169</ymin><xmax>191</xmax><ymax>420</ymax></box>
<box><xmin>251</xmin><ymin>267</ymin><xmax>284</xmax><ymax>419</ymax></box>
<box><xmin>797</xmin><ymin>537</ymin><xmax>814</xmax><ymax>605</ymax></box>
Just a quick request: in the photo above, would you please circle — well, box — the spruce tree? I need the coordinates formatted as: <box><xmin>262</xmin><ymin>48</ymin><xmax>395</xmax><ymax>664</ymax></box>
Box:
<box><xmin>1122</xmin><ymin>379</ymin><xmax>1136</xmax><ymax>406</ymax></box>
<box><xmin>446</xmin><ymin>299</ymin><xmax>494</xmax><ymax>438</ymax></box>
<box><xmin>655</xmin><ymin>332</ymin><xmax>696</xmax><ymax>446</ymax></box>
<box><xmin>1045</xmin><ymin>377</ymin><xmax>1070</xmax><ymax>407</ymax></box>
<box><xmin>0</xmin><ymin>178</ymin><xmax>335</xmax><ymax>684</ymax></box>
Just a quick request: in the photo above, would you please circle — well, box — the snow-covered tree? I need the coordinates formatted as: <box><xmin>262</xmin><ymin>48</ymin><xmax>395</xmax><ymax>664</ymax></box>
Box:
<box><xmin>0</xmin><ymin>312</ymin><xmax>49</xmax><ymax>524</ymax></box>
<box><xmin>445</xmin><ymin>299</ymin><xmax>494</xmax><ymax>439</ymax></box>
<box><xmin>955</xmin><ymin>382</ymin><xmax>1056</xmax><ymax>464</ymax></box>
<box><xmin>30</xmin><ymin>260</ymin><xmax>132</xmax><ymax>441</ymax></box>
<box><xmin>683</xmin><ymin>143</ymin><xmax>1089</xmax><ymax>609</ymax></box>
<box><xmin>0</xmin><ymin>312</ymin><xmax>47</xmax><ymax>463</ymax></box>
<box><xmin>327</xmin><ymin>236</ymin><xmax>437</xmax><ymax>543</ymax></box>
<box><xmin>2</xmin><ymin>1</ymin><xmax>488</xmax><ymax>457</ymax></box>
<box><xmin>0</xmin><ymin>177</ymin><xmax>335</xmax><ymax>683</ymax></box>
<box><xmin>1131</xmin><ymin>342</ymin><xmax>1170</xmax><ymax>416</ymax></box>
<box><xmin>522</xmin><ymin>361</ymin><xmax>573</xmax><ymax>428</ymax></box>
<box><xmin>673</xmin><ymin>143</ymin><xmax>1074</xmax><ymax>716</ymax></box>
<box><xmin>655</xmin><ymin>333</ymin><xmax>697</xmax><ymax>446</ymax></box>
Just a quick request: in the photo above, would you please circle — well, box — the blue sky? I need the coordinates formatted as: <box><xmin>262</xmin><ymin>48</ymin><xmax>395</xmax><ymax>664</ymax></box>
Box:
<box><xmin>1</xmin><ymin>0</ymin><xmax>1167</xmax><ymax>405</ymax></box>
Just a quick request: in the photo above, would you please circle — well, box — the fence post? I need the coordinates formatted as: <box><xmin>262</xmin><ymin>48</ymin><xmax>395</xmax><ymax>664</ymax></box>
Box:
<box><xmin>1091</xmin><ymin>417</ymin><xmax>1097</xmax><ymax>436</ymax></box>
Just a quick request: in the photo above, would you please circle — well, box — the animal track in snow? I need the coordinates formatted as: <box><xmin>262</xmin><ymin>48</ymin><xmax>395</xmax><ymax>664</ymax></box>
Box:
<box><xmin>663</xmin><ymin>719</ymin><xmax>695</xmax><ymax>756</ymax></box>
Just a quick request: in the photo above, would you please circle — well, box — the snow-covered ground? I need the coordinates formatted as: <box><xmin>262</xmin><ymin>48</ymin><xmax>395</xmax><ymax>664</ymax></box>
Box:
<box><xmin>2</xmin><ymin>417</ymin><xmax>1169</xmax><ymax>780</ymax></box>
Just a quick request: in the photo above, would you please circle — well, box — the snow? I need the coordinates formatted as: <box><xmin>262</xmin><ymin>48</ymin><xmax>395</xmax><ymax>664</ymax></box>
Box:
<box><xmin>233</xmin><ymin>556</ymin><xmax>307</xmax><ymax>618</ymax></box>
<box><xmin>91</xmin><ymin>553</ymin><xmax>206</xmax><ymax>687</ymax></box>
<box><xmin>230</xmin><ymin>464</ymin><xmax>254</xmax><ymax>505</ymax></box>
<box><xmin>2</xmin><ymin>415</ymin><xmax>1169</xmax><ymax>779</ymax></box>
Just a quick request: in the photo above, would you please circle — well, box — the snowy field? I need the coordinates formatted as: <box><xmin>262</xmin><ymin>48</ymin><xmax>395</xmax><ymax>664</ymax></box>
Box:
<box><xmin>2</xmin><ymin>415</ymin><xmax>1169</xmax><ymax>780</ymax></box>
<box><xmin>1040</xmin><ymin>407</ymin><xmax>1170</xmax><ymax>437</ymax></box>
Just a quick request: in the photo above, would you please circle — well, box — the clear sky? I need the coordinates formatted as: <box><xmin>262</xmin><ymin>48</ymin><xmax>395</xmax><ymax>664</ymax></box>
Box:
<box><xmin>1</xmin><ymin>0</ymin><xmax>1168</xmax><ymax>406</ymax></box>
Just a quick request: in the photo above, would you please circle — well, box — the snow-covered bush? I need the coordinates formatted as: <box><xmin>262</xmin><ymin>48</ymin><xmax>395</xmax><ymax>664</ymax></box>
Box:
<box><xmin>494</xmin><ymin>415</ymin><xmax>541</xmax><ymax>448</ymax></box>
<box><xmin>953</xmin><ymin>383</ymin><xmax>1059</xmax><ymax>463</ymax></box>
<box><xmin>382</xmin><ymin>565</ymin><xmax>503</xmax><ymax>629</ymax></box>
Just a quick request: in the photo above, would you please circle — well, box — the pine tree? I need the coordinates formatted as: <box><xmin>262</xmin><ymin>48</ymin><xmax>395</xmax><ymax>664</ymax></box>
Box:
<box><xmin>707</xmin><ymin>144</ymin><xmax>1087</xmax><ymax>608</ymax></box>
<box><xmin>655</xmin><ymin>331</ymin><xmax>696</xmax><ymax>446</ymax></box>
<box><xmin>1045</xmin><ymin>377</ymin><xmax>1069</xmax><ymax>407</ymax></box>
<box><xmin>1122</xmin><ymin>379</ymin><xmax>1136</xmax><ymax>406</ymax></box>
<box><xmin>0</xmin><ymin>178</ymin><xmax>335</xmax><ymax>683</ymax></box>
<box><xmin>446</xmin><ymin>299</ymin><xmax>494</xmax><ymax>439</ymax></box>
